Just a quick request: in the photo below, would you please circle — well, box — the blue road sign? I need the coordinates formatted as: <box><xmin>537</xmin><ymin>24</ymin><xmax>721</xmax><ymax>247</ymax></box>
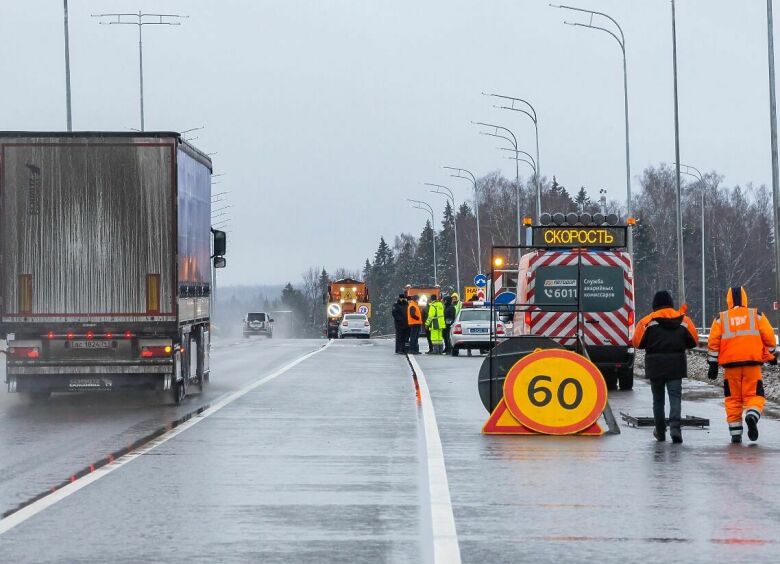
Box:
<box><xmin>474</xmin><ymin>274</ymin><xmax>487</xmax><ymax>287</ymax></box>
<box><xmin>494</xmin><ymin>291</ymin><xmax>517</xmax><ymax>305</ymax></box>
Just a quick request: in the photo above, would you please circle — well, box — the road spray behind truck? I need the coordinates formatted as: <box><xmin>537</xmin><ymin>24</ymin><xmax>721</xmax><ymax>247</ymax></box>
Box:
<box><xmin>0</xmin><ymin>132</ymin><xmax>226</xmax><ymax>402</ymax></box>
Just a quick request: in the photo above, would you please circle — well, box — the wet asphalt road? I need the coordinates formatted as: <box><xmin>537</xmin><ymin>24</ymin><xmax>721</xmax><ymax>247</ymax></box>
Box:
<box><xmin>1</xmin><ymin>338</ymin><xmax>780</xmax><ymax>563</ymax></box>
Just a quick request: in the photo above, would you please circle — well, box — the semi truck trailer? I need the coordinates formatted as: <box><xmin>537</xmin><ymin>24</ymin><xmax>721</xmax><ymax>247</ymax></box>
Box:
<box><xmin>0</xmin><ymin>132</ymin><xmax>226</xmax><ymax>403</ymax></box>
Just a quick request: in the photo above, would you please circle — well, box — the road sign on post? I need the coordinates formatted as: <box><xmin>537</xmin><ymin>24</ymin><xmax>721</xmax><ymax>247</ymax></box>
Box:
<box><xmin>483</xmin><ymin>349</ymin><xmax>607</xmax><ymax>435</ymax></box>
<box><xmin>357</xmin><ymin>303</ymin><xmax>371</xmax><ymax>317</ymax></box>
<box><xmin>474</xmin><ymin>274</ymin><xmax>487</xmax><ymax>287</ymax></box>
<box><xmin>463</xmin><ymin>285</ymin><xmax>479</xmax><ymax>301</ymax></box>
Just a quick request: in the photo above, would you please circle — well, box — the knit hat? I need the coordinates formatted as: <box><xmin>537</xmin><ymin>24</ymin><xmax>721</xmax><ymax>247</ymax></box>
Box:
<box><xmin>652</xmin><ymin>290</ymin><xmax>674</xmax><ymax>310</ymax></box>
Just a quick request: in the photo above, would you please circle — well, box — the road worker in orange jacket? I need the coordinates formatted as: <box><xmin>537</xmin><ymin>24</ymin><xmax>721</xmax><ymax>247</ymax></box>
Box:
<box><xmin>707</xmin><ymin>287</ymin><xmax>777</xmax><ymax>443</ymax></box>
<box><xmin>407</xmin><ymin>296</ymin><xmax>423</xmax><ymax>355</ymax></box>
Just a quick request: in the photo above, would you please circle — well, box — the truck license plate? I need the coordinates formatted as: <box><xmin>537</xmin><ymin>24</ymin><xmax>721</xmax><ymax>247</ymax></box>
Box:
<box><xmin>69</xmin><ymin>378</ymin><xmax>112</xmax><ymax>389</ymax></box>
<box><xmin>71</xmin><ymin>340</ymin><xmax>113</xmax><ymax>349</ymax></box>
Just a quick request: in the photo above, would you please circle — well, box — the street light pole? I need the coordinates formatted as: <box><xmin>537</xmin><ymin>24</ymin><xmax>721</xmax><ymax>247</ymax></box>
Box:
<box><xmin>443</xmin><ymin>166</ymin><xmax>482</xmax><ymax>274</ymax></box>
<box><xmin>550</xmin><ymin>4</ymin><xmax>631</xmax><ymax>251</ymax></box>
<box><xmin>671</xmin><ymin>0</ymin><xmax>686</xmax><ymax>305</ymax></box>
<box><xmin>473</xmin><ymin>121</ymin><xmax>522</xmax><ymax>255</ymax></box>
<box><xmin>92</xmin><ymin>12</ymin><xmax>187</xmax><ymax>131</ymax></box>
<box><xmin>63</xmin><ymin>0</ymin><xmax>72</xmax><ymax>131</ymax></box>
<box><xmin>767</xmin><ymin>0</ymin><xmax>780</xmax><ymax>329</ymax></box>
<box><xmin>426</xmin><ymin>183</ymin><xmax>461</xmax><ymax>296</ymax></box>
<box><xmin>408</xmin><ymin>199</ymin><xmax>437</xmax><ymax>286</ymax></box>
<box><xmin>677</xmin><ymin>163</ymin><xmax>706</xmax><ymax>329</ymax></box>
<box><xmin>483</xmin><ymin>93</ymin><xmax>542</xmax><ymax>221</ymax></box>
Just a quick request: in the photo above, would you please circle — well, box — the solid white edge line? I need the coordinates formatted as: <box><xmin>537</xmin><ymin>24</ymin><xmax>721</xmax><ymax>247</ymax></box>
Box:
<box><xmin>408</xmin><ymin>355</ymin><xmax>462</xmax><ymax>564</ymax></box>
<box><xmin>0</xmin><ymin>341</ymin><xmax>332</xmax><ymax>536</ymax></box>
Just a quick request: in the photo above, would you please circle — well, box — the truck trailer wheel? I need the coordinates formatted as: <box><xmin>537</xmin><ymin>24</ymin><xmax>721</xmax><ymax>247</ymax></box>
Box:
<box><xmin>602</xmin><ymin>371</ymin><xmax>618</xmax><ymax>391</ymax></box>
<box><xmin>618</xmin><ymin>368</ymin><xmax>634</xmax><ymax>391</ymax></box>
<box><xmin>22</xmin><ymin>391</ymin><xmax>51</xmax><ymax>404</ymax></box>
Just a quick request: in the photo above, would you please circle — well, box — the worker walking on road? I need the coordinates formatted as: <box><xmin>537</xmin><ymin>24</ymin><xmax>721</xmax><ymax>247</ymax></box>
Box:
<box><xmin>407</xmin><ymin>296</ymin><xmax>423</xmax><ymax>355</ymax></box>
<box><xmin>392</xmin><ymin>294</ymin><xmax>408</xmax><ymax>354</ymax></box>
<box><xmin>708</xmin><ymin>286</ymin><xmax>777</xmax><ymax>443</ymax></box>
<box><xmin>425</xmin><ymin>295</ymin><xmax>445</xmax><ymax>354</ymax></box>
<box><xmin>633</xmin><ymin>290</ymin><xmax>698</xmax><ymax>443</ymax></box>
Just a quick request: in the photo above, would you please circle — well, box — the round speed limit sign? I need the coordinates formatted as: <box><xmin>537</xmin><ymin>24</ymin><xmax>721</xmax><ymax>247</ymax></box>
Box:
<box><xmin>502</xmin><ymin>349</ymin><xmax>607</xmax><ymax>435</ymax></box>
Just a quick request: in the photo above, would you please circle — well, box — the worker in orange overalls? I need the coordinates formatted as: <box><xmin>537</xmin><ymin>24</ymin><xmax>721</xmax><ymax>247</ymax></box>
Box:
<box><xmin>707</xmin><ymin>287</ymin><xmax>777</xmax><ymax>443</ymax></box>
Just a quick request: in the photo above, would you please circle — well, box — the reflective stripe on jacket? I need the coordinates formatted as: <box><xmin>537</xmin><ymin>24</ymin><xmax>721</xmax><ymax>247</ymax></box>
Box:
<box><xmin>708</xmin><ymin>287</ymin><xmax>776</xmax><ymax>367</ymax></box>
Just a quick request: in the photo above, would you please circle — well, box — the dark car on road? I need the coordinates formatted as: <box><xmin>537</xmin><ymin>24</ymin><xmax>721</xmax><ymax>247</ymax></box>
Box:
<box><xmin>243</xmin><ymin>312</ymin><xmax>274</xmax><ymax>338</ymax></box>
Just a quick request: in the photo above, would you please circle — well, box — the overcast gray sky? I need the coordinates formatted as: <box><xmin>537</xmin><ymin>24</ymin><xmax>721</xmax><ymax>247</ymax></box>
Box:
<box><xmin>0</xmin><ymin>1</ymin><xmax>775</xmax><ymax>284</ymax></box>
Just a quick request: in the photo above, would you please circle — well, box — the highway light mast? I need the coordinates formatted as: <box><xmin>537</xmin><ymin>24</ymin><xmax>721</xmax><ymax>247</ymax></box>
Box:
<box><xmin>550</xmin><ymin>4</ymin><xmax>630</xmax><ymax>252</ymax></box>
<box><xmin>767</xmin><ymin>0</ymin><xmax>780</xmax><ymax>329</ymax></box>
<box><xmin>426</xmin><ymin>183</ymin><xmax>461</xmax><ymax>296</ymax></box>
<box><xmin>92</xmin><ymin>11</ymin><xmax>187</xmax><ymax>131</ymax></box>
<box><xmin>63</xmin><ymin>1</ymin><xmax>73</xmax><ymax>130</ymax></box>
<box><xmin>408</xmin><ymin>199</ymin><xmax>438</xmax><ymax>286</ymax></box>
<box><xmin>444</xmin><ymin>166</ymin><xmax>482</xmax><ymax>274</ymax></box>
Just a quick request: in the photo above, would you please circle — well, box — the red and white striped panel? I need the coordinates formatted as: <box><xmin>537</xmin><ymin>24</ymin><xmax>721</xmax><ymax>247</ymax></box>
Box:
<box><xmin>527</xmin><ymin>250</ymin><xmax>635</xmax><ymax>347</ymax></box>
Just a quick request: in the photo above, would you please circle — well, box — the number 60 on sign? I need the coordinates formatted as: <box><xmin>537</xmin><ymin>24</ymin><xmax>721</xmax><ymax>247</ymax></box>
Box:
<box><xmin>494</xmin><ymin>349</ymin><xmax>608</xmax><ymax>435</ymax></box>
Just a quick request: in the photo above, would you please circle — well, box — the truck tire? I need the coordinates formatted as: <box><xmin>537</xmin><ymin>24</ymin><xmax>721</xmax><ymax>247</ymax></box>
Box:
<box><xmin>23</xmin><ymin>391</ymin><xmax>51</xmax><ymax>404</ymax></box>
<box><xmin>603</xmin><ymin>371</ymin><xmax>618</xmax><ymax>391</ymax></box>
<box><xmin>618</xmin><ymin>367</ymin><xmax>634</xmax><ymax>391</ymax></box>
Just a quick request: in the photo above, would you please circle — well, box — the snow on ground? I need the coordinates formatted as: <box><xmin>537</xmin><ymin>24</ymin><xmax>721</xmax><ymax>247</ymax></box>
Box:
<box><xmin>634</xmin><ymin>349</ymin><xmax>780</xmax><ymax>403</ymax></box>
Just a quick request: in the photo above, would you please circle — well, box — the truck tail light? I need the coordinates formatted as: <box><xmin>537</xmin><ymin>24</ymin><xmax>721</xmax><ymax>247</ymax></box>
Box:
<box><xmin>453</xmin><ymin>324</ymin><xmax>462</xmax><ymax>335</ymax></box>
<box><xmin>140</xmin><ymin>345</ymin><xmax>172</xmax><ymax>358</ymax></box>
<box><xmin>19</xmin><ymin>274</ymin><xmax>33</xmax><ymax>314</ymax></box>
<box><xmin>628</xmin><ymin>311</ymin><xmax>635</xmax><ymax>326</ymax></box>
<box><xmin>146</xmin><ymin>274</ymin><xmax>161</xmax><ymax>314</ymax></box>
<box><xmin>525</xmin><ymin>311</ymin><xmax>532</xmax><ymax>326</ymax></box>
<box><xmin>8</xmin><ymin>347</ymin><xmax>40</xmax><ymax>359</ymax></box>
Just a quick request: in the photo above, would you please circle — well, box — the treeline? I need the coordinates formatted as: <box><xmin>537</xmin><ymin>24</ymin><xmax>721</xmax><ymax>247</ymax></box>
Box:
<box><xmin>274</xmin><ymin>164</ymin><xmax>776</xmax><ymax>336</ymax></box>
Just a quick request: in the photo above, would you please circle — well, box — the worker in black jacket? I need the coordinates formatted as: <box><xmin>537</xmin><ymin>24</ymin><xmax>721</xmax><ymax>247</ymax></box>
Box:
<box><xmin>632</xmin><ymin>290</ymin><xmax>698</xmax><ymax>443</ymax></box>
<box><xmin>391</xmin><ymin>294</ymin><xmax>408</xmax><ymax>354</ymax></box>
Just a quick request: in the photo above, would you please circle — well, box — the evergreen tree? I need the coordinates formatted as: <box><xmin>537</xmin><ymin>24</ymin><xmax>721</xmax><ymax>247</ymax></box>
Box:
<box><xmin>392</xmin><ymin>233</ymin><xmax>418</xmax><ymax>295</ymax></box>
<box><xmin>436</xmin><ymin>201</ymin><xmax>457</xmax><ymax>292</ymax></box>
<box><xmin>415</xmin><ymin>220</ymin><xmax>436</xmax><ymax>286</ymax></box>
<box><xmin>367</xmin><ymin>237</ymin><xmax>395</xmax><ymax>333</ymax></box>
<box><xmin>574</xmin><ymin>186</ymin><xmax>592</xmax><ymax>213</ymax></box>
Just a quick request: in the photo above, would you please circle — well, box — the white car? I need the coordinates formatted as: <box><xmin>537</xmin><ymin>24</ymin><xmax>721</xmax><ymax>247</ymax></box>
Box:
<box><xmin>338</xmin><ymin>313</ymin><xmax>371</xmax><ymax>339</ymax></box>
<box><xmin>450</xmin><ymin>307</ymin><xmax>506</xmax><ymax>356</ymax></box>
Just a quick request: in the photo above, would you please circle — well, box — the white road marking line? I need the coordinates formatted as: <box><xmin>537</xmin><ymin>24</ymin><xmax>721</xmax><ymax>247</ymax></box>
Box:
<box><xmin>407</xmin><ymin>355</ymin><xmax>462</xmax><ymax>564</ymax></box>
<box><xmin>0</xmin><ymin>342</ymin><xmax>332</xmax><ymax>536</ymax></box>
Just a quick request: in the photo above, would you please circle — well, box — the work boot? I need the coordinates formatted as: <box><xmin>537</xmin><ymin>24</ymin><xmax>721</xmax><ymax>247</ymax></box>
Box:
<box><xmin>653</xmin><ymin>428</ymin><xmax>666</xmax><ymax>442</ymax></box>
<box><xmin>746</xmin><ymin>414</ymin><xmax>759</xmax><ymax>442</ymax></box>
<box><xmin>731</xmin><ymin>435</ymin><xmax>742</xmax><ymax>444</ymax></box>
<box><xmin>670</xmin><ymin>427</ymin><xmax>683</xmax><ymax>444</ymax></box>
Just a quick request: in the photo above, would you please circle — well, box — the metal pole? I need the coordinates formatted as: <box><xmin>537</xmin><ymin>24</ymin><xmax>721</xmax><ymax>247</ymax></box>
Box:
<box><xmin>701</xmin><ymin>179</ymin><xmax>705</xmax><ymax>328</ymax></box>
<box><xmin>515</xmin><ymin>149</ymin><xmax>521</xmax><ymax>261</ymax></box>
<box><xmin>534</xmin><ymin>124</ymin><xmax>541</xmax><ymax>220</ymax></box>
<box><xmin>138</xmin><ymin>13</ymin><xmax>145</xmax><ymax>131</ymax></box>
<box><xmin>767</xmin><ymin>0</ymin><xmax>780</xmax><ymax>330</ymax></box>
<box><xmin>444</xmin><ymin>167</ymin><xmax>482</xmax><ymax>274</ymax></box>
<box><xmin>63</xmin><ymin>0</ymin><xmax>72</xmax><ymax>131</ymax></box>
<box><xmin>427</xmin><ymin>184</ymin><xmax>461</xmax><ymax>296</ymax></box>
<box><xmin>622</xmin><ymin>47</ymin><xmax>632</xmax><ymax>252</ymax></box>
<box><xmin>432</xmin><ymin>214</ymin><xmax>437</xmax><ymax>286</ymax></box>
<box><xmin>672</xmin><ymin>0</ymin><xmax>685</xmax><ymax>305</ymax></box>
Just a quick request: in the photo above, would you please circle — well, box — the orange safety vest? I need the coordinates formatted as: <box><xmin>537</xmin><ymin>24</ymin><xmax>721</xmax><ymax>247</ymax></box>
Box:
<box><xmin>407</xmin><ymin>302</ymin><xmax>422</xmax><ymax>325</ymax></box>
<box><xmin>708</xmin><ymin>287</ymin><xmax>776</xmax><ymax>367</ymax></box>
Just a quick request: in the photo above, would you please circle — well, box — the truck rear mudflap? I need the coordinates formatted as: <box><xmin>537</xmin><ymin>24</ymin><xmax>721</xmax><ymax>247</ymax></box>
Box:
<box><xmin>6</xmin><ymin>364</ymin><xmax>174</xmax><ymax>393</ymax></box>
